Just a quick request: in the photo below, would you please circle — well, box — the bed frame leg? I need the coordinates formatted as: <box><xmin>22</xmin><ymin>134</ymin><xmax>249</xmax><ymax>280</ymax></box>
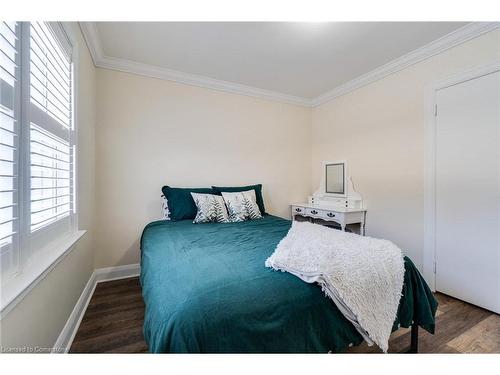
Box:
<box><xmin>407</xmin><ymin>324</ymin><xmax>419</xmax><ymax>353</ymax></box>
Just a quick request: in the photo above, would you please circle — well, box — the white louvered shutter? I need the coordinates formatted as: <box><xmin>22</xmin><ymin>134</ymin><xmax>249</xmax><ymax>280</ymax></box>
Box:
<box><xmin>1</xmin><ymin>22</ymin><xmax>79</xmax><ymax>305</ymax></box>
<box><xmin>29</xmin><ymin>22</ymin><xmax>74</xmax><ymax>239</ymax></box>
<box><xmin>0</xmin><ymin>22</ymin><xmax>20</xmax><ymax>280</ymax></box>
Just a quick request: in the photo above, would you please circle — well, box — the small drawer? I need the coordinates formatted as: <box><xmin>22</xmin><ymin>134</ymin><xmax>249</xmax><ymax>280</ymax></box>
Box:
<box><xmin>305</xmin><ymin>207</ymin><xmax>321</xmax><ymax>217</ymax></box>
<box><xmin>322</xmin><ymin>211</ymin><xmax>337</xmax><ymax>219</ymax></box>
<box><xmin>292</xmin><ymin>206</ymin><xmax>305</xmax><ymax>214</ymax></box>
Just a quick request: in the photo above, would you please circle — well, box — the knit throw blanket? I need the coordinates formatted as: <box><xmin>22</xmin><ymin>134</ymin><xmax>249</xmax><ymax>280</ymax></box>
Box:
<box><xmin>265</xmin><ymin>221</ymin><xmax>405</xmax><ymax>352</ymax></box>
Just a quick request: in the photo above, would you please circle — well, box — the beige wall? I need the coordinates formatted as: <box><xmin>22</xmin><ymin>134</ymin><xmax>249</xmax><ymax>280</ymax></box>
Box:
<box><xmin>311</xmin><ymin>30</ymin><xmax>500</xmax><ymax>269</ymax></box>
<box><xmin>0</xmin><ymin>24</ymin><xmax>96</xmax><ymax>351</ymax></box>
<box><xmin>94</xmin><ymin>69</ymin><xmax>311</xmax><ymax>267</ymax></box>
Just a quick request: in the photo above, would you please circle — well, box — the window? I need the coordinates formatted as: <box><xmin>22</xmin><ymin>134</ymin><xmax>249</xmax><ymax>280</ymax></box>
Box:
<box><xmin>0</xmin><ymin>22</ymin><xmax>77</xmax><ymax>305</ymax></box>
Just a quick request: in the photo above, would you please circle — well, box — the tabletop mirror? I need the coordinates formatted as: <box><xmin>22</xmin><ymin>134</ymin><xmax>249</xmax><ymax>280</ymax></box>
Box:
<box><xmin>309</xmin><ymin>160</ymin><xmax>363</xmax><ymax>210</ymax></box>
<box><xmin>325</xmin><ymin>162</ymin><xmax>346</xmax><ymax>196</ymax></box>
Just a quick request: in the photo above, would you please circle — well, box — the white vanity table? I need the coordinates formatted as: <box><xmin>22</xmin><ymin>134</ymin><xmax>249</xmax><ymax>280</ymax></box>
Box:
<box><xmin>291</xmin><ymin>160</ymin><xmax>367</xmax><ymax>235</ymax></box>
<box><xmin>291</xmin><ymin>203</ymin><xmax>367</xmax><ymax>235</ymax></box>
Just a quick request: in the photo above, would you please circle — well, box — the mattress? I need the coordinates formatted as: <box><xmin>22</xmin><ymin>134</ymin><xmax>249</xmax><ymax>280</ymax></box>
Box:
<box><xmin>140</xmin><ymin>214</ymin><xmax>437</xmax><ymax>353</ymax></box>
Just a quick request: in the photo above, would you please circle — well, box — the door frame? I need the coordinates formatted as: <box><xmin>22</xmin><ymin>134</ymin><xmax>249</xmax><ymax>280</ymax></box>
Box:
<box><xmin>423</xmin><ymin>61</ymin><xmax>500</xmax><ymax>291</ymax></box>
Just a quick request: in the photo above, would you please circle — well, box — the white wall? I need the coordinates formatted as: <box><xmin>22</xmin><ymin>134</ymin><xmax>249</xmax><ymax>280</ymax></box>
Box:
<box><xmin>311</xmin><ymin>29</ymin><xmax>500</xmax><ymax>269</ymax></box>
<box><xmin>0</xmin><ymin>23</ymin><xmax>96</xmax><ymax>351</ymax></box>
<box><xmin>94</xmin><ymin>69</ymin><xmax>311</xmax><ymax>268</ymax></box>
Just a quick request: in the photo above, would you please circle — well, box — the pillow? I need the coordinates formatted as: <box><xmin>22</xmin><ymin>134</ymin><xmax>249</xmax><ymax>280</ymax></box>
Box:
<box><xmin>221</xmin><ymin>190</ymin><xmax>262</xmax><ymax>222</ymax></box>
<box><xmin>212</xmin><ymin>184</ymin><xmax>265</xmax><ymax>214</ymax></box>
<box><xmin>191</xmin><ymin>193</ymin><xmax>229</xmax><ymax>223</ymax></box>
<box><xmin>161</xmin><ymin>194</ymin><xmax>170</xmax><ymax>220</ymax></box>
<box><xmin>161</xmin><ymin>186</ymin><xmax>218</xmax><ymax>221</ymax></box>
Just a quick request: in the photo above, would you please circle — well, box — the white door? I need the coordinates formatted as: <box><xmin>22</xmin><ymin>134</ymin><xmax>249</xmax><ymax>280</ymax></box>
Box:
<box><xmin>435</xmin><ymin>70</ymin><xmax>500</xmax><ymax>313</ymax></box>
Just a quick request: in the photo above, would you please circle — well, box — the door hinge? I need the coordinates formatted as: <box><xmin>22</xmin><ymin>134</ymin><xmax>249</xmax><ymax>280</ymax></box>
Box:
<box><xmin>434</xmin><ymin>104</ymin><xmax>438</xmax><ymax>117</ymax></box>
<box><xmin>433</xmin><ymin>262</ymin><xmax>437</xmax><ymax>274</ymax></box>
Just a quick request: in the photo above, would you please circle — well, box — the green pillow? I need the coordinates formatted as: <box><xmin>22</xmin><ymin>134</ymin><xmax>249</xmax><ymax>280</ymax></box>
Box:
<box><xmin>212</xmin><ymin>184</ymin><xmax>266</xmax><ymax>214</ymax></box>
<box><xmin>162</xmin><ymin>186</ymin><xmax>218</xmax><ymax>221</ymax></box>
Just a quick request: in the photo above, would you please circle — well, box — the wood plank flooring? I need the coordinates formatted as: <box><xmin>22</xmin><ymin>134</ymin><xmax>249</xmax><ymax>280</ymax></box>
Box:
<box><xmin>70</xmin><ymin>277</ymin><xmax>148</xmax><ymax>353</ymax></box>
<box><xmin>69</xmin><ymin>277</ymin><xmax>500</xmax><ymax>353</ymax></box>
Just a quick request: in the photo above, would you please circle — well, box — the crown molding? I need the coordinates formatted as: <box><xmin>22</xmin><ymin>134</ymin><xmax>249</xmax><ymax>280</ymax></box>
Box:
<box><xmin>311</xmin><ymin>22</ymin><xmax>500</xmax><ymax>107</ymax></box>
<box><xmin>96</xmin><ymin>55</ymin><xmax>313</xmax><ymax>107</ymax></box>
<box><xmin>79</xmin><ymin>22</ymin><xmax>499</xmax><ymax>109</ymax></box>
<box><xmin>79</xmin><ymin>22</ymin><xmax>104</xmax><ymax>63</ymax></box>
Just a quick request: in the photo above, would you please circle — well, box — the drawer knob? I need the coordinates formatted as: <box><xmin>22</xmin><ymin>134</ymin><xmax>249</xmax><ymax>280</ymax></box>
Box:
<box><xmin>311</xmin><ymin>210</ymin><xmax>318</xmax><ymax>215</ymax></box>
<box><xmin>327</xmin><ymin>212</ymin><xmax>335</xmax><ymax>218</ymax></box>
<box><xmin>295</xmin><ymin>208</ymin><xmax>302</xmax><ymax>212</ymax></box>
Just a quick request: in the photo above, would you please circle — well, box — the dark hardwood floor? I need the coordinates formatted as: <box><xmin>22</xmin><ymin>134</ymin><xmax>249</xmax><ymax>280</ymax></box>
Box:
<box><xmin>69</xmin><ymin>277</ymin><xmax>500</xmax><ymax>353</ymax></box>
<box><xmin>70</xmin><ymin>277</ymin><xmax>148</xmax><ymax>353</ymax></box>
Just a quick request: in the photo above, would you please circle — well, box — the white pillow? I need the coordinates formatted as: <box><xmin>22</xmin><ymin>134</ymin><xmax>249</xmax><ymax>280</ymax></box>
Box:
<box><xmin>161</xmin><ymin>194</ymin><xmax>170</xmax><ymax>220</ymax></box>
<box><xmin>221</xmin><ymin>190</ymin><xmax>262</xmax><ymax>222</ymax></box>
<box><xmin>191</xmin><ymin>193</ymin><xmax>229</xmax><ymax>223</ymax></box>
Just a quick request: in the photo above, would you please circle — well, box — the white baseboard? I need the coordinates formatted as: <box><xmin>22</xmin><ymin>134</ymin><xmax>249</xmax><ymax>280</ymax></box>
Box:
<box><xmin>94</xmin><ymin>263</ymin><xmax>141</xmax><ymax>283</ymax></box>
<box><xmin>52</xmin><ymin>263</ymin><xmax>140</xmax><ymax>353</ymax></box>
<box><xmin>52</xmin><ymin>271</ymin><xmax>97</xmax><ymax>353</ymax></box>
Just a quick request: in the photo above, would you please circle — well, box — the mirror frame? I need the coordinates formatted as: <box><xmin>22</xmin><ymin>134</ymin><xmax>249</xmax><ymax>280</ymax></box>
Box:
<box><xmin>323</xmin><ymin>160</ymin><xmax>348</xmax><ymax>198</ymax></box>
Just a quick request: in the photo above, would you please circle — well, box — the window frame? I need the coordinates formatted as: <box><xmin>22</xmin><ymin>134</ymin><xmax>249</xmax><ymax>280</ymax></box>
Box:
<box><xmin>0</xmin><ymin>21</ymin><xmax>22</xmax><ymax>280</ymax></box>
<box><xmin>0</xmin><ymin>22</ymin><xmax>85</xmax><ymax>317</ymax></box>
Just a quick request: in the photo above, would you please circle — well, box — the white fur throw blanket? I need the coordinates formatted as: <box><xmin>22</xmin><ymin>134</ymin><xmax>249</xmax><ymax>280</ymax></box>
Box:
<box><xmin>265</xmin><ymin>221</ymin><xmax>405</xmax><ymax>352</ymax></box>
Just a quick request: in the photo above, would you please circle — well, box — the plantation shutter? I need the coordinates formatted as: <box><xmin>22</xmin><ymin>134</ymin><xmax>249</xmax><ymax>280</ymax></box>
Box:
<box><xmin>0</xmin><ymin>22</ymin><xmax>80</xmax><ymax>310</ymax></box>
<box><xmin>29</xmin><ymin>22</ymin><xmax>74</xmax><ymax>235</ymax></box>
<box><xmin>0</xmin><ymin>22</ymin><xmax>20</xmax><ymax>280</ymax></box>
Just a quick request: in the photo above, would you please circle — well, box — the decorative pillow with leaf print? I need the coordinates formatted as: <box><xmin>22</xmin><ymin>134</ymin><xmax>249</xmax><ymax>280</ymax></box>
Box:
<box><xmin>190</xmin><ymin>193</ymin><xmax>230</xmax><ymax>224</ymax></box>
<box><xmin>221</xmin><ymin>190</ymin><xmax>262</xmax><ymax>222</ymax></box>
<box><xmin>161</xmin><ymin>194</ymin><xmax>170</xmax><ymax>220</ymax></box>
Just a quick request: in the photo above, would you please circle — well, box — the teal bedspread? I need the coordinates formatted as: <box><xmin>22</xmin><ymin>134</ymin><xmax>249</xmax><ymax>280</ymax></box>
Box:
<box><xmin>140</xmin><ymin>215</ymin><xmax>437</xmax><ymax>353</ymax></box>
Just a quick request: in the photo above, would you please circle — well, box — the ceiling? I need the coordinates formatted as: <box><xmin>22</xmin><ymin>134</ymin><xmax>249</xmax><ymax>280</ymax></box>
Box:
<box><xmin>90</xmin><ymin>22</ymin><xmax>472</xmax><ymax>102</ymax></box>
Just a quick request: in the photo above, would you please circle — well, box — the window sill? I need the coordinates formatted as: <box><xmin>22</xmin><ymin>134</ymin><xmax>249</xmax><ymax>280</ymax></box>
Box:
<box><xmin>0</xmin><ymin>230</ymin><xmax>87</xmax><ymax>318</ymax></box>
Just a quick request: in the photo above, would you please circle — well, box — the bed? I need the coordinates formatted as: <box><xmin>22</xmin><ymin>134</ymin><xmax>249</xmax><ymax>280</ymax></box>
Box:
<box><xmin>140</xmin><ymin>214</ymin><xmax>437</xmax><ymax>353</ymax></box>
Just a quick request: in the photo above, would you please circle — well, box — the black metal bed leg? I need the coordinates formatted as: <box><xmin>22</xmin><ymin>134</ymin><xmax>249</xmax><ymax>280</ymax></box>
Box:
<box><xmin>407</xmin><ymin>324</ymin><xmax>419</xmax><ymax>353</ymax></box>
